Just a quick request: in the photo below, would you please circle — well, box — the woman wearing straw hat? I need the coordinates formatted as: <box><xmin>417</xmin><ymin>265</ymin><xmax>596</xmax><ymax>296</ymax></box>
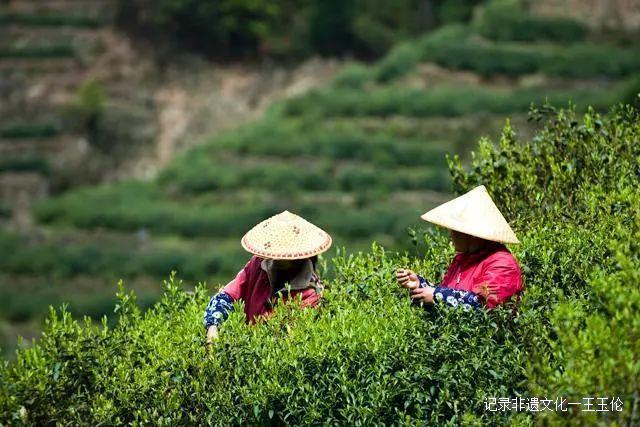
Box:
<box><xmin>204</xmin><ymin>211</ymin><xmax>332</xmax><ymax>342</ymax></box>
<box><xmin>397</xmin><ymin>185</ymin><xmax>522</xmax><ymax>310</ymax></box>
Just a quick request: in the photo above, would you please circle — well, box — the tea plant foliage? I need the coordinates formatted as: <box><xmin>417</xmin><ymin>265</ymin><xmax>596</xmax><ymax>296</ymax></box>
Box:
<box><xmin>1</xmin><ymin>102</ymin><xmax>639</xmax><ymax>425</ymax></box>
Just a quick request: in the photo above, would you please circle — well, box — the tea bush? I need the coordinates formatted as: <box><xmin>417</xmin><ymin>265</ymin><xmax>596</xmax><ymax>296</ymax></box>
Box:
<box><xmin>283</xmin><ymin>82</ymin><xmax>625</xmax><ymax>118</ymax></box>
<box><xmin>33</xmin><ymin>182</ymin><xmax>280</xmax><ymax>238</ymax></box>
<box><xmin>0</xmin><ymin>44</ymin><xmax>75</xmax><ymax>59</ymax></box>
<box><xmin>2</xmin><ymin>101</ymin><xmax>638</xmax><ymax>425</ymax></box>
<box><xmin>366</xmin><ymin>23</ymin><xmax>640</xmax><ymax>82</ymax></box>
<box><xmin>474</xmin><ymin>0</ymin><xmax>587</xmax><ymax>43</ymax></box>
<box><xmin>0</xmin><ymin>156</ymin><xmax>50</xmax><ymax>176</ymax></box>
<box><xmin>0</xmin><ymin>11</ymin><xmax>103</xmax><ymax>28</ymax></box>
<box><xmin>64</xmin><ymin>79</ymin><xmax>106</xmax><ymax>144</ymax></box>
<box><xmin>332</xmin><ymin>63</ymin><xmax>374</xmax><ymax>88</ymax></box>
<box><xmin>0</xmin><ymin>122</ymin><xmax>61</xmax><ymax>140</ymax></box>
<box><xmin>373</xmin><ymin>41</ymin><xmax>422</xmax><ymax>83</ymax></box>
<box><xmin>0</xmin><ymin>202</ymin><xmax>9</xmax><ymax>219</ymax></box>
<box><xmin>0</xmin><ymin>251</ymin><xmax>529</xmax><ymax>426</ymax></box>
<box><xmin>448</xmin><ymin>102</ymin><xmax>640</xmax><ymax>424</ymax></box>
<box><xmin>422</xmin><ymin>38</ymin><xmax>640</xmax><ymax>78</ymax></box>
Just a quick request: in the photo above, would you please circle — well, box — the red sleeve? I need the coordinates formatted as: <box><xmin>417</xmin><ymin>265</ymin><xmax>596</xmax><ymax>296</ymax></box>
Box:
<box><xmin>220</xmin><ymin>259</ymin><xmax>252</xmax><ymax>300</ymax></box>
<box><xmin>470</xmin><ymin>253</ymin><xmax>522</xmax><ymax>308</ymax></box>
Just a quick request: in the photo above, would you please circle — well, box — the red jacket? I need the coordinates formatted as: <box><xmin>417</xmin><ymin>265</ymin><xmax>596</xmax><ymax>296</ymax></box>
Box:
<box><xmin>441</xmin><ymin>243</ymin><xmax>523</xmax><ymax>308</ymax></box>
<box><xmin>221</xmin><ymin>256</ymin><xmax>321</xmax><ymax>323</ymax></box>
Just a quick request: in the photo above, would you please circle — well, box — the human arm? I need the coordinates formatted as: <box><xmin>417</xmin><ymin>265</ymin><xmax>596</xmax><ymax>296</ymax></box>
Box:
<box><xmin>412</xmin><ymin>251</ymin><xmax>523</xmax><ymax>310</ymax></box>
<box><xmin>470</xmin><ymin>254</ymin><xmax>523</xmax><ymax>308</ymax></box>
<box><xmin>203</xmin><ymin>292</ymin><xmax>235</xmax><ymax>342</ymax></box>
<box><xmin>203</xmin><ymin>259</ymin><xmax>252</xmax><ymax>342</ymax></box>
<box><xmin>410</xmin><ymin>275</ymin><xmax>481</xmax><ymax>310</ymax></box>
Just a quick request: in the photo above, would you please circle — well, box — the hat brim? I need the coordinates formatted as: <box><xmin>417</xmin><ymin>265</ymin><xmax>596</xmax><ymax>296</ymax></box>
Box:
<box><xmin>241</xmin><ymin>234</ymin><xmax>332</xmax><ymax>260</ymax></box>
<box><xmin>421</xmin><ymin>212</ymin><xmax>520</xmax><ymax>244</ymax></box>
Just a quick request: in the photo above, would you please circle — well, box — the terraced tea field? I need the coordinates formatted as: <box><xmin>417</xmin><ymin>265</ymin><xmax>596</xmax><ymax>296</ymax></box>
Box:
<box><xmin>1</xmin><ymin>4</ymin><xmax>639</xmax><ymax>356</ymax></box>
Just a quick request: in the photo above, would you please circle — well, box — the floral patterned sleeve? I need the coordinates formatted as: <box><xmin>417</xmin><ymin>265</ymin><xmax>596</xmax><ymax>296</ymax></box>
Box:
<box><xmin>416</xmin><ymin>275</ymin><xmax>481</xmax><ymax>310</ymax></box>
<box><xmin>203</xmin><ymin>292</ymin><xmax>235</xmax><ymax>329</ymax></box>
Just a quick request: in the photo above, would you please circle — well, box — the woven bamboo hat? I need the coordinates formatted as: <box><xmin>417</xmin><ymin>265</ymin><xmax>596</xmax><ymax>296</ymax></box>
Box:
<box><xmin>421</xmin><ymin>185</ymin><xmax>519</xmax><ymax>244</ymax></box>
<box><xmin>241</xmin><ymin>211</ymin><xmax>332</xmax><ymax>260</ymax></box>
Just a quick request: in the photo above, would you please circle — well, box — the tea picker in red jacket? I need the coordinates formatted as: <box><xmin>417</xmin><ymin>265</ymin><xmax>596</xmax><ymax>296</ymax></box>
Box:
<box><xmin>204</xmin><ymin>211</ymin><xmax>331</xmax><ymax>344</ymax></box>
<box><xmin>397</xmin><ymin>185</ymin><xmax>523</xmax><ymax>310</ymax></box>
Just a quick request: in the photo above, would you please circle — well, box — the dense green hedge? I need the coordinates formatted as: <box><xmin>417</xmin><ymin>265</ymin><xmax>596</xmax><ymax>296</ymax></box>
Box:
<box><xmin>2</xmin><ymin>102</ymin><xmax>638</xmax><ymax>424</ymax></box>
<box><xmin>0</xmin><ymin>203</ymin><xmax>9</xmax><ymax>219</ymax></box>
<box><xmin>0</xmin><ymin>11</ymin><xmax>103</xmax><ymax>28</ymax></box>
<box><xmin>33</xmin><ymin>183</ymin><xmax>280</xmax><ymax>238</ymax></box>
<box><xmin>158</xmin><ymin>121</ymin><xmax>450</xmax><ymax>194</ymax></box>
<box><xmin>0</xmin><ymin>282</ymin><xmax>158</xmax><ymax>326</ymax></box>
<box><xmin>0</xmin><ymin>44</ymin><xmax>75</xmax><ymax>59</ymax></box>
<box><xmin>343</xmin><ymin>23</ymin><xmax>640</xmax><ymax>85</ymax></box>
<box><xmin>284</xmin><ymin>82</ymin><xmax>627</xmax><ymax>118</ymax></box>
<box><xmin>448</xmin><ymin>102</ymin><xmax>640</xmax><ymax>425</ymax></box>
<box><xmin>0</xmin><ymin>157</ymin><xmax>50</xmax><ymax>176</ymax></box>
<box><xmin>32</xmin><ymin>184</ymin><xmax>431</xmax><ymax>241</ymax></box>
<box><xmin>420</xmin><ymin>33</ymin><xmax>640</xmax><ymax>78</ymax></box>
<box><xmin>32</xmin><ymin>107</ymin><xmax>454</xmax><ymax>244</ymax></box>
<box><xmin>0</xmin><ymin>122</ymin><xmax>61</xmax><ymax>139</ymax></box>
<box><xmin>474</xmin><ymin>0</ymin><xmax>587</xmax><ymax>42</ymax></box>
<box><xmin>0</xmin><ymin>231</ymin><xmax>242</xmax><ymax>282</ymax></box>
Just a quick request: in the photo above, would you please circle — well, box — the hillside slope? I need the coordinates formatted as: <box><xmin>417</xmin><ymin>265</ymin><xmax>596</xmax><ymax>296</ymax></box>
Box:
<box><xmin>1</xmin><ymin>3</ymin><xmax>639</xmax><ymax>358</ymax></box>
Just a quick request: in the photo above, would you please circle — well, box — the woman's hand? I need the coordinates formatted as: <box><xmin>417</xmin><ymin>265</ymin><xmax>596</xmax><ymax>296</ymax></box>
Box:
<box><xmin>206</xmin><ymin>325</ymin><xmax>219</xmax><ymax>347</ymax></box>
<box><xmin>396</xmin><ymin>268</ymin><xmax>420</xmax><ymax>290</ymax></box>
<box><xmin>410</xmin><ymin>286</ymin><xmax>435</xmax><ymax>304</ymax></box>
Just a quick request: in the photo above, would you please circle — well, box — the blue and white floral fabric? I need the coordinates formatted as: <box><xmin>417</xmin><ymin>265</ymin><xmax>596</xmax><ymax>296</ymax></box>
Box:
<box><xmin>203</xmin><ymin>292</ymin><xmax>235</xmax><ymax>329</ymax></box>
<box><xmin>417</xmin><ymin>275</ymin><xmax>481</xmax><ymax>310</ymax></box>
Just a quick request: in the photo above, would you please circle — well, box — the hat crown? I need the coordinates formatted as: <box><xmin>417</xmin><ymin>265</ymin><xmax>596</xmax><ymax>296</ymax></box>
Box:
<box><xmin>242</xmin><ymin>211</ymin><xmax>332</xmax><ymax>259</ymax></box>
<box><xmin>273</xmin><ymin>210</ymin><xmax>295</xmax><ymax>222</ymax></box>
<box><xmin>421</xmin><ymin>185</ymin><xmax>519</xmax><ymax>244</ymax></box>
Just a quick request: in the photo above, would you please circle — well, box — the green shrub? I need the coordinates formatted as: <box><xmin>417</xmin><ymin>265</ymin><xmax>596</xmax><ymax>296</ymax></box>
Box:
<box><xmin>366</xmin><ymin>22</ymin><xmax>638</xmax><ymax>82</ymax></box>
<box><xmin>161</xmin><ymin>128</ymin><xmax>448</xmax><ymax>195</ymax></box>
<box><xmin>33</xmin><ymin>185</ymin><xmax>280</xmax><ymax>238</ymax></box>
<box><xmin>0</xmin><ymin>11</ymin><xmax>103</xmax><ymax>28</ymax></box>
<box><xmin>3</xmin><ymin>102</ymin><xmax>639</xmax><ymax>425</ymax></box>
<box><xmin>0</xmin><ymin>122</ymin><xmax>61</xmax><ymax>139</ymax></box>
<box><xmin>0</xmin><ymin>156</ymin><xmax>50</xmax><ymax>176</ymax></box>
<box><xmin>351</xmin><ymin>14</ymin><xmax>397</xmax><ymax>56</ymax></box>
<box><xmin>373</xmin><ymin>42</ymin><xmax>421</xmax><ymax>82</ymax></box>
<box><xmin>420</xmin><ymin>33</ymin><xmax>640</xmax><ymax>78</ymax></box>
<box><xmin>474</xmin><ymin>0</ymin><xmax>587</xmax><ymax>43</ymax></box>
<box><xmin>0</xmin><ymin>44</ymin><xmax>75</xmax><ymax>59</ymax></box>
<box><xmin>623</xmin><ymin>76</ymin><xmax>640</xmax><ymax>108</ymax></box>
<box><xmin>0</xmin><ymin>203</ymin><xmax>9</xmax><ymax>219</ymax></box>
<box><xmin>0</xmin><ymin>230</ymin><xmax>246</xmax><ymax>281</ymax></box>
<box><xmin>0</xmin><ymin>252</ymin><xmax>528</xmax><ymax>425</ymax></box>
<box><xmin>0</xmin><ymin>290</ymin><xmax>57</xmax><ymax>323</ymax></box>
<box><xmin>65</xmin><ymin>79</ymin><xmax>106</xmax><ymax>141</ymax></box>
<box><xmin>437</xmin><ymin>0</ymin><xmax>481</xmax><ymax>24</ymax></box>
<box><xmin>283</xmin><ymin>83</ymin><xmax>624</xmax><ymax>118</ymax></box>
<box><xmin>545</xmin><ymin>229</ymin><xmax>638</xmax><ymax>424</ymax></box>
<box><xmin>333</xmin><ymin>63</ymin><xmax>374</xmax><ymax>88</ymax></box>
<box><xmin>446</xmin><ymin>103</ymin><xmax>640</xmax><ymax>424</ymax></box>
<box><xmin>350</xmin><ymin>0</ymin><xmax>432</xmax><ymax>57</ymax></box>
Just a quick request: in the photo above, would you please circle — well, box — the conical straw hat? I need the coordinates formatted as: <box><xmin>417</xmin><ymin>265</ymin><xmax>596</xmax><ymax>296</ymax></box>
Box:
<box><xmin>241</xmin><ymin>211</ymin><xmax>332</xmax><ymax>260</ymax></box>
<box><xmin>421</xmin><ymin>185</ymin><xmax>519</xmax><ymax>244</ymax></box>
